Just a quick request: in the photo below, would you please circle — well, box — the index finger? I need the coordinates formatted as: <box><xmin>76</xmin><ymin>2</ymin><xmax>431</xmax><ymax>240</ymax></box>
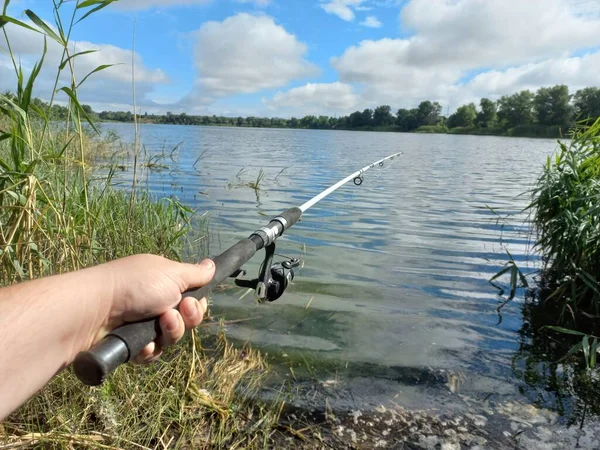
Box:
<box><xmin>178</xmin><ymin>259</ymin><xmax>216</xmax><ymax>291</ymax></box>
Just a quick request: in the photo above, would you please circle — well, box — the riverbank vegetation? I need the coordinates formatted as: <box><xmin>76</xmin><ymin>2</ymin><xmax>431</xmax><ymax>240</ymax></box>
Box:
<box><xmin>93</xmin><ymin>84</ymin><xmax>600</xmax><ymax>139</ymax></box>
<box><xmin>0</xmin><ymin>2</ymin><xmax>303</xmax><ymax>448</ymax></box>
<box><xmin>529</xmin><ymin>119</ymin><xmax>600</xmax><ymax>335</ymax></box>
<box><xmin>492</xmin><ymin>118</ymin><xmax>600</xmax><ymax>424</ymax></box>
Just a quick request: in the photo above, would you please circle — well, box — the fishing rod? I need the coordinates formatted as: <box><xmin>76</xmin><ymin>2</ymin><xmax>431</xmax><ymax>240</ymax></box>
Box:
<box><xmin>73</xmin><ymin>152</ymin><xmax>403</xmax><ymax>386</ymax></box>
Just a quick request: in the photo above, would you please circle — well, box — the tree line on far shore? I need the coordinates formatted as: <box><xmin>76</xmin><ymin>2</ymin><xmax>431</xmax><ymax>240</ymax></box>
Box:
<box><xmin>19</xmin><ymin>85</ymin><xmax>600</xmax><ymax>138</ymax></box>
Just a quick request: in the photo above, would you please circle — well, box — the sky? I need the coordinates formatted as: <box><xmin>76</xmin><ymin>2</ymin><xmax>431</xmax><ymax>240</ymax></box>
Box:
<box><xmin>2</xmin><ymin>0</ymin><xmax>600</xmax><ymax>117</ymax></box>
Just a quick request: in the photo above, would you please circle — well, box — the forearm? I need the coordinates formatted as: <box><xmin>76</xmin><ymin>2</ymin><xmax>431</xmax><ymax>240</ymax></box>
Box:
<box><xmin>0</xmin><ymin>266</ymin><xmax>113</xmax><ymax>420</ymax></box>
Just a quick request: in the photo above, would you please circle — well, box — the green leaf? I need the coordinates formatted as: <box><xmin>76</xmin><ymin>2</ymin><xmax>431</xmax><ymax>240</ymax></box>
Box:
<box><xmin>489</xmin><ymin>265</ymin><xmax>512</xmax><ymax>282</ymax></box>
<box><xmin>23</xmin><ymin>159</ymin><xmax>39</xmax><ymax>174</ymax></box>
<box><xmin>76</xmin><ymin>0</ymin><xmax>117</xmax><ymax>24</ymax></box>
<box><xmin>559</xmin><ymin>341</ymin><xmax>583</xmax><ymax>362</ymax></box>
<box><xmin>518</xmin><ymin>269</ymin><xmax>529</xmax><ymax>289</ymax></box>
<box><xmin>22</xmin><ymin>37</ymin><xmax>47</xmax><ymax>112</ymax></box>
<box><xmin>591</xmin><ymin>338</ymin><xmax>597</xmax><ymax>369</ymax></box>
<box><xmin>77</xmin><ymin>0</ymin><xmax>107</xmax><ymax>8</ymax></box>
<box><xmin>6</xmin><ymin>189</ymin><xmax>26</xmax><ymax>205</ymax></box>
<box><xmin>24</xmin><ymin>10</ymin><xmax>64</xmax><ymax>45</ymax></box>
<box><xmin>0</xmin><ymin>94</ymin><xmax>27</xmax><ymax>122</ymax></box>
<box><xmin>583</xmin><ymin>335</ymin><xmax>590</xmax><ymax>368</ymax></box>
<box><xmin>12</xmin><ymin>258</ymin><xmax>25</xmax><ymax>278</ymax></box>
<box><xmin>57</xmin><ymin>86</ymin><xmax>99</xmax><ymax>134</ymax></box>
<box><xmin>578</xmin><ymin>270</ymin><xmax>600</xmax><ymax>295</ymax></box>
<box><xmin>509</xmin><ymin>265</ymin><xmax>518</xmax><ymax>299</ymax></box>
<box><xmin>53</xmin><ymin>135</ymin><xmax>76</xmax><ymax>158</ymax></box>
<box><xmin>59</xmin><ymin>50</ymin><xmax>97</xmax><ymax>71</ymax></box>
<box><xmin>0</xmin><ymin>15</ymin><xmax>40</xmax><ymax>33</ymax></box>
<box><xmin>542</xmin><ymin>326</ymin><xmax>588</xmax><ymax>336</ymax></box>
<box><xmin>77</xmin><ymin>64</ymin><xmax>115</xmax><ymax>88</ymax></box>
<box><xmin>0</xmin><ymin>154</ymin><xmax>12</xmax><ymax>172</ymax></box>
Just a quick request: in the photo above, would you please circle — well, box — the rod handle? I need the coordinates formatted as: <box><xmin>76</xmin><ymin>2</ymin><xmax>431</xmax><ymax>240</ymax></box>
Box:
<box><xmin>73</xmin><ymin>238</ymin><xmax>260</xmax><ymax>386</ymax></box>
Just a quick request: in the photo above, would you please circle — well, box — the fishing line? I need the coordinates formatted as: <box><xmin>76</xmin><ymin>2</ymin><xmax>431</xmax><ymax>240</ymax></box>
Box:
<box><xmin>74</xmin><ymin>152</ymin><xmax>404</xmax><ymax>386</ymax></box>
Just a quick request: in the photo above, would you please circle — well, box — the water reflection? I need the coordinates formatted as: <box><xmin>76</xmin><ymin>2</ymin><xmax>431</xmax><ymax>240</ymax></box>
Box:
<box><xmin>513</xmin><ymin>286</ymin><xmax>600</xmax><ymax>426</ymax></box>
<box><xmin>102</xmin><ymin>123</ymin><xmax>560</xmax><ymax>411</ymax></box>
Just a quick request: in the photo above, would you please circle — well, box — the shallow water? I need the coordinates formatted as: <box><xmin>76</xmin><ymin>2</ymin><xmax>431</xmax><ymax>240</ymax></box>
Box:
<box><xmin>104</xmin><ymin>123</ymin><xmax>558</xmax><ymax>413</ymax></box>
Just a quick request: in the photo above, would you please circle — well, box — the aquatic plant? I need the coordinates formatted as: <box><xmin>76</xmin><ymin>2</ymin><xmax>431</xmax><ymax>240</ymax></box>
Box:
<box><xmin>528</xmin><ymin>119</ymin><xmax>600</xmax><ymax>331</ymax></box>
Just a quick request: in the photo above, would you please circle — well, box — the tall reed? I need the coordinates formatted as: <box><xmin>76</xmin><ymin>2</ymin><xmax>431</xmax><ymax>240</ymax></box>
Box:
<box><xmin>529</xmin><ymin>119</ymin><xmax>600</xmax><ymax>329</ymax></box>
<box><xmin>1</xmin><ymin>2</ymin><xmax>290</xmax><ymax>448</ymax></box>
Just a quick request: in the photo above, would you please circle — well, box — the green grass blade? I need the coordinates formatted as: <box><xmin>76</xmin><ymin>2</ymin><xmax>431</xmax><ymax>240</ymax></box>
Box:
<box><xmin>77</xmin><ymin>64</ymin><xmax>115</xmax><ymax>88</ymax></box>
<box><xmin>489</xmin><ymin>265</ymin><xmax>512</xmax><ymax>282</ymax></box>
<box><xmin>58</xmin><ymin>86</ymin><xmax>99</xmax><ymax>134</ymax></box>
<box><xmin>24</xmin><ymin>9</ymin><xmax>64</xmax><ymax>45</ymax></box>
<box><xmin>58</xmin><ymin>50</ymin><xmax>97</xmax><ymax>70</ymax></box>
<box><xmin>22</xmin><ymin>37</ymin><xmax>47</xmax><ymax>112</ymax></box>
<box><xmin>558</xmin><ymin>341</ymin><xmax>583</xmax><ymax>362</ymax></box>
<box><xmin>542</xmin><ymin>326</ymin><xmax>588</xmax><ymax>336</ymax></box>
<box><xmin>0</xmin><ymin>15</ymin><xmax>40</xmax><ymax>33</ymax></box>
<box><xmin>582</xmin><ymin>335</ymin><xmax>590</xmax><ymax>368</ymax></box>
<box><xmin>77</xmin><ymin>0</ymin><xmax>109</xmax><ymax>7</ymax></box>
<box><xmin>75</xmin><ymin>0</ymin><xmax>117</xmax><ymax>24</ymax></box>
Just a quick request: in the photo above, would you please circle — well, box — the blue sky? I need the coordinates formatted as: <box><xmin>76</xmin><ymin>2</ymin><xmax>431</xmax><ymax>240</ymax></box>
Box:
<box><xmin>2</xmin><ymin>0</ymin><xmax>600</xmax><ymax>116</ymax></box>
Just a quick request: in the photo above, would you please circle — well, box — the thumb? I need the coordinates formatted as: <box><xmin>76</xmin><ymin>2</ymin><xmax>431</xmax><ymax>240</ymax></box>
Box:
<box><xmin>178</xmin><ymin>259</ymin><xmax>216</xmax><ymax>291</ymax></box>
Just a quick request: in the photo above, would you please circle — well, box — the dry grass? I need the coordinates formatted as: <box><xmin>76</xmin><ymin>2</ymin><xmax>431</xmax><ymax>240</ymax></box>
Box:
<box><xmin>3</xmin><ymin>330</ymin><xmax>287</xmax><ymax>449</ymax></box>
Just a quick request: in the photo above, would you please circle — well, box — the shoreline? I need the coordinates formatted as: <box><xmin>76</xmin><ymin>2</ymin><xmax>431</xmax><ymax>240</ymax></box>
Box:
<box><xmin>98</xmin><ymin>120</ymin><xmax>566</xmax><ymax>140</ymax></box>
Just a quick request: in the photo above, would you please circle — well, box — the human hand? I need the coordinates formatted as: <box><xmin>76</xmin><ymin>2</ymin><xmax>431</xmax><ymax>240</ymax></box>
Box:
<box><xmin>90</xmin><ymin>254</ymin><xmax>215</xmax><ymax>363</ymax></box>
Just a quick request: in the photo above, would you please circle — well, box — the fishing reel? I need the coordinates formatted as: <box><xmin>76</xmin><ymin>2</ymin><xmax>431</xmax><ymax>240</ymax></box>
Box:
<box><xmin>232</xmin><ymin>242</ymin><xmax>300</xmax><ymax>303</ymax></box>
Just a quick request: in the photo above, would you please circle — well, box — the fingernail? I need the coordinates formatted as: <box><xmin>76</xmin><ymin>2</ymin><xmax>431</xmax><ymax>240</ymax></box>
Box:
<box><xmin>182</xmin><ymin>301</ymin><xmax>198</xmax><ymax>320</ymax></box>
<box><xmin>199</xmin><ymin>259</ymin><xmax>214</xmax><ymax>270</ymax></box>
<box><xmin>165</xmin><ymin>316</ymin><xmax>178</xmax><ymax>332</ymax></box>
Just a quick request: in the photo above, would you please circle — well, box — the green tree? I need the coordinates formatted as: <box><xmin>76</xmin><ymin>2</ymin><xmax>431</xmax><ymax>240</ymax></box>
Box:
<box><xmin>477</xmin><ymin>98</ymin><xmax>497</xmax><ymax>128</ymax></box>
<box><xmin>447</xmin><ymin>103</ymin><xmax>477</xmax><ymax>128</ymax></box>
<box><xmin>361</xmin><ymin>108</ymin><xmax>373</xmax><ymax>126</ymax></box>
<box><xmin>574</xmin><ymin>87</ymin><xmax>600</xmax><ymax>123</ymax></box>
<box><xmin>348</xmin><ymin>111</ymin><xmax>363</xmax><ymax>128</ymax></box>
<box><xmin>498</xmin><ymin>90</ymin><xmax>535</xmax><ymax>128</ymax></box>
<box><xmin>373</xmin><ymin>105</ymin><xmax>394</xmax><ymax>126</ymax></box>
<box><xmin>534</xmin><ymin>85</ymin><xmax>573</xmax><ymax>126</ymax></box>
<box><xmin>396</xmin><ymin>108</ymin><xmax>419</xmax><ymax>131</ymax></box>
<box><xmin>417</xmin><ymin>101</ymin><xmax>442</xmax><ymax>126</ymax></box>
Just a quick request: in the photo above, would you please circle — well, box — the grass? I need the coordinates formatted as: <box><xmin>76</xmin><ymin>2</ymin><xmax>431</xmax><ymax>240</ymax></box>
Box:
<box><xmin>507</xmin><ymin>124</ymin><xmax>565</xmax><ymax>139</ymax></box>
<box><xmin>489</xmin><ymin>119</ymin><xmax>600</xmax><ymax>424</ymax></box>
<box><xmin>447</xmin><ymin>126</ymin><xmax>505</xmax><ymax>136</ymax></box>
<box><xmin>5</xmin><ymin>332</ymin><xmax>282</xmax><ymax>449</ymax></box>
<box><xmin>414</xmin><ymin>124</ymin><xmax>448</xmax><ymax>134</ymax></box>
<box><xmin>0</xmin><ymin>2</ymin><xmax>300</xmax><ymax>448</ymax></box>
<box><xmin>491</xmin><ymin>119</ymin><xmax>600</xmax><ymax>333</ymax></box>
<box><xmin>227</xmin><ymin>167</ymin><xmax>268</xmax><ymax>194</ymax></box>
<box><xmin>528</xmin><ymin>119</ymin><xmax>600</xmax><ymax>330</ymax></box>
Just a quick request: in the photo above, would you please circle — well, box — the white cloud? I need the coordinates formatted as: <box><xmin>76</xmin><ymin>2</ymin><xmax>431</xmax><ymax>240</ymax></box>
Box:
<box><xmin>361</xmin><ymin>15</ymin><xmax>382</xmax><ymax>27</ymax></box>
<box><xmin>0</xmin><ymin>22</ymin><xmax>167</xmax><ymax>110</ymax></box>
<box><xmin>319</xmin><ymin>0</ymin><xmax>600</xmax><ymax>111</ymax></box>
<box><xmin>113</xmin><ymin>0</ymin><xmax>211</xmax><ymax>10</ymax></box>
<box><xmin>567</xmin><ymin>0</ymin><xmax>600</xmax><ymax>17</ymax></box>
<box><xmin>235</xmin><ymin>0</ymin><xmax>271</xmax><ymax>6</ymax></box>
<box><xmin>320</xmin><ymin>0</ymin><xmax>366</xmax><ymax>21</ymax></box>
<box><xmin>114</xmin><ymin>0</ymin><xmax>270</xmax><ymax>9</ymax></box>
<box><xmin>266</xmin><ymin>82</ymin><xmax>358</xmax><ymax>115</ymax></box>
<box><xmin>400</xmin><ymin>0</ymin><xmax>600</xmax><ymax>69</ymax></box>
<box><xmin>182</xmin><ymin>13</ymin><xmax>318</xmax><ymax>105</ymax></box>
<box><xmin>465</xmin><ymin>52</ymin><xmax>600</xmax><ymax>98</ymax></box>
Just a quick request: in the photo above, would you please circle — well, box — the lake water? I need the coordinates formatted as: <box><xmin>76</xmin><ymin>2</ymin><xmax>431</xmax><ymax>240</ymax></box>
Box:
<box><xmin>104</xmin><ymin>123</ymin><xmax>559</xmax><ymax>414</ymax></box>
